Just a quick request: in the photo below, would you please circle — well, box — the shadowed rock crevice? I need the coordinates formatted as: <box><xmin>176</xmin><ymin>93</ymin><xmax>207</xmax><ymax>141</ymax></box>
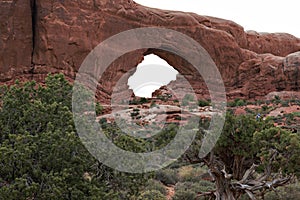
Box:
<box><xmin>30</xmin><ymin>0</ymin><xmax>37</xmax><ymax>77</ymax></box>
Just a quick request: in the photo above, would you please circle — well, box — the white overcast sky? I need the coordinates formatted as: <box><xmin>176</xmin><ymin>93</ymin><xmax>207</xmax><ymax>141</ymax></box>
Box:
<box><xmin>134</xmin><ymin>0</ymin><xmax>300</xmax><ymax>38</ymax></box>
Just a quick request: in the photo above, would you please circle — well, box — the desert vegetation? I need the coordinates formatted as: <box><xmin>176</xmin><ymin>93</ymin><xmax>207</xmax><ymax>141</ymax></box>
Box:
<box><xmin>0</xmin><ymin>74</ymin><xmax>299</xmax><ymax>199</ymax></box>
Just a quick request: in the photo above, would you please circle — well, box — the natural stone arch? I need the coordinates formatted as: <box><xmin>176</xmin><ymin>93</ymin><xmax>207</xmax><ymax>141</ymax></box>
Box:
<box><xmin>96</xmin><ymin>48</ymin><xmax>209</xmax><ymax>105</ymax></box>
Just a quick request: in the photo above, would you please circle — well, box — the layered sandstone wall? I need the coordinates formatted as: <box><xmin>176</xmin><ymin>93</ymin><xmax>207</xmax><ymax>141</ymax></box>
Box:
<box><xmin>0</xmin><ymin>0</ymin><xmax>299</xmax><ymax>103</ymax></box>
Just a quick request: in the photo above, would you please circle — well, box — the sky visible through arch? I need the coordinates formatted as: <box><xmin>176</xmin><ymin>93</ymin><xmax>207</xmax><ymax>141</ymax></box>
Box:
<box><xmin>128</xmin><ymin>54</ymin><xmax>178</xmax><ymax>98</ymax></box>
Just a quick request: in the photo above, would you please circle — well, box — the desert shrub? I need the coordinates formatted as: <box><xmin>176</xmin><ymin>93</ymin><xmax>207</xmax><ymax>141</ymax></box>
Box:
<box><xmin>137</xmin><ymin>190</ymin><xmax>167</xmax><ymax>200</ymax></box>
<box><xmin>228</xmin><ymin>98</ymin><xmax>246</xmax><ymax>107</ymax></box>
<box><xmin>158</xmin><ymin>95</ymin><xmax>168</xmax><ymax>102</ymax></box>
<box><xmin>150</xmin><ymin>101</ymin><xmax>157</xmax><ymax>108</ymax></box>
<box><xmin>275</xmin><ymin>95</ymin><xmax>281</xmax><ymax>100</ymax></box>
<box><xmin>183</xmin><ymin>94</ymin><xmax>194</xmax><ymax>101</ymax></box>
<box><xmin>129</xmin><ymin>97</ymin><xmax>139</xmax><ymax>105</ymax></box>
<box><xmin>144</xmin><ymin>180</ymin><xmax>167</xmax><ymax>195</ymax></box>
<box><xmin>261</xmin><ymin>105</ymin><xmax>269</xmax><ymax>112</ymax></box>
<box><xmin>98</xmin><ymin>117</ymin><xmax>107</xmax><ymax>124</ymax></box>
<box><xmin>281</xmin><ymin>100</ymin><xmax>289</xmax><ymax>107</ymax></box>
<box><xmin>172</xmin><ymin>189</ymin><xmax>197</xmax><ymax>200</ymax></box>
<box><xmin>155</xmin><ymin>169</ymin><xmax>179</xmax><ymax>185</ymax></box>
<box><xmin>0</xmin><ymin>74</ymin><xmax>149</xmax><ymax>199</ymax></box>
<box><xmin>198</xmin><ymin>99</ymin><xmax>210</xmax><ymax>107</ymax></box>
<box><xmin>227</xmin><ymin>101</ymin><xmax>236</xmax><ymax>107</ymax></box>
<box><xmin>285</xmin><ymin>113</ymin><xmax>295</xmax><ymax>125</ymax></box>
<box><xmin>259</xmin><ymin>105</ymin><xmax>275</xmax><ymax>115</ymax></box>
<box><xmin>235</xmin><ymin>99</ymin><xmax>246</xmax><ymax>106</ymax></box>
<box><xmin>175</xmin><ymin>181</ymin><xmax>214</xmax><ymax>194</ymax></box>
<box><xmin>182</xmin><ymin>94</ymin><xmax>195</xmax><ymax>106</ymax></box>
<box><xmin>264</xmin><ymin>182</ymin><xmax>300</xmax><ymax>200</ymax></box>
<box><xmin>197</xmin><ymin>181</ymin><xmax>215</xmax><ymax>192</ymax></box>
<box><xmin>178</xmin><ymin>166</ymin><xmax>194</xmax><ymax>182</ymax></box>
<box><xmin>130</xmin><ymin>112</ymin><xmax>139</xmax><ymax>118</ymax></box>
<box><xmin>265</xmin><ymin>100</ymin><xmax>271</xmax><ymax>105</ymax></box>
<box><xmin>245</xmin><ymin>108</ymin><xmax>255</xmax><ymax>114</ymax></box>
<box><xmin>172</xmin><ymin>181</ymin><xmax>215</xmax><ymax>200</ymax></box>
<box><xmin>95</xmin><ymin>102</ymin><xmax>103</xmax><ymax>115</ymax></box>
<box><xmin>181</xmin><ymin>99</ymin><xmax>189</xmax><ymax>106</ymax></box>
<box><xmin>130</xmin><ymin>108</ymin><xmax>140</xmax><ymax>118</ymax></box>
<box><xmin>293</xmin><ymin>112</ymin><xmax>300</xmax><ymax>117</ymax></box>
<box><xmin>255</xmin><ymin>100</ymin><xmax>265</xmax><ymax>105</ymax></box>
<box><xmin>129</xmin><ymin>97</ymin><xmax>149</xmax><ymax>105</ymax></box>
<box><xmin>272</xmin><ymin>95</ymin><xmax>281</xmax><ymax>104</ymax></box>
<box><xmin>178</xmin><ymin>166</ymin><xmax>206</xmax><ymax>182</ymax></box>
<box><xmin>246</xmin><ymin>101</ymin><xmax>254</xmax><ymax>105</ymax></box>
<box><xmin>139</xmin><ymin>97</ymin><xmax>149</xmax><ymax>104</ymax></box>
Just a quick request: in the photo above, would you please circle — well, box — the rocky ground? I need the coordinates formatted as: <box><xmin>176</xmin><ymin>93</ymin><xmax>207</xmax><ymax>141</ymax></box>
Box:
<box><xmin>97</xmin><ymin>87</ymin><xmax>300</xmax><ymax>133</ymax></box>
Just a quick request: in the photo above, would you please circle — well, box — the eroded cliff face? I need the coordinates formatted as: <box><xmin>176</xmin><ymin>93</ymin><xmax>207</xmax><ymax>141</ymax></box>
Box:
<box><xmin>0</xmin><ymin>0</ymin><xmax>299</xmax><ymax>103</ymax></box>
<box><xmin>0</xmin><ymin>0</ymin><xmax>33</xmax><ymax>81</ymax></box>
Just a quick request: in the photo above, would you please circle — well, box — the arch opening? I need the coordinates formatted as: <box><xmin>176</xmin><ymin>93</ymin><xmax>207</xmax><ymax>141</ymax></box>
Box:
<box><xmin>128</xmin><ymin>54</ymin><xmax>179</xmax><ymax>98</ymax></box>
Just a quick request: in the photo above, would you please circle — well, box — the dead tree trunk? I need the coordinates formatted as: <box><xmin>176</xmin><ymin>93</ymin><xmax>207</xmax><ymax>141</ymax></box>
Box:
<box><xmin>200</xmin><ymin>151</ymin><xmax>293</xmax><ymax>200</ymax></box>
<box><xmin>214</xmin><ymin>175</ymin><xmax>236</xmax><ymax>200</ymax></box>
<box><xmin>205</xmin><ymin>155</ymin><xmax>236</xmax><ymax>200</ymax></box>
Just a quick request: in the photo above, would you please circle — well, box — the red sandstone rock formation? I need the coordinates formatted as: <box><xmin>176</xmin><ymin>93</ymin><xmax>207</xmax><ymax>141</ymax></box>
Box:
<box><xmin>0</xmin><ymin>0</ymin><xmax>299</xmax><ymax>103</ymax></box>
<box><xmin>0</xmin><ymin>0</ymin><xmax>33</xmax><ymax>82</ymax></box>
